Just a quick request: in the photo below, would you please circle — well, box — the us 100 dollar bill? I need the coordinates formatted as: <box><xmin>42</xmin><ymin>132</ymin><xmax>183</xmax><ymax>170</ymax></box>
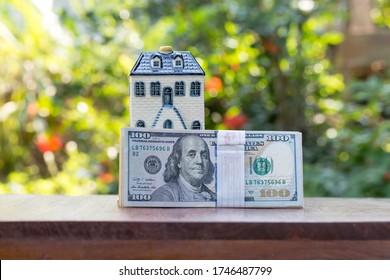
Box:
<box><xmin>119</xmin><ymin>128</ymin><xmax>303</xmax><ymax>208</ymax></box>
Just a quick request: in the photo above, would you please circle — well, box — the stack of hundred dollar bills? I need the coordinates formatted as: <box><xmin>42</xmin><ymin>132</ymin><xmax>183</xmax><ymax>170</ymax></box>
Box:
<box><xmin>119</xmin><ymin>128</ymin><xmax>303</xmax><ymax>208</ymax></box>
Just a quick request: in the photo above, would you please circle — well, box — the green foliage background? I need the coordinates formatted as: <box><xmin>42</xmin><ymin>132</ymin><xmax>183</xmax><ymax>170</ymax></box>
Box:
<box><xmin>1</xmin><ymin>0</ymin><xmax>389</xmax><ymax>196</ymax></box>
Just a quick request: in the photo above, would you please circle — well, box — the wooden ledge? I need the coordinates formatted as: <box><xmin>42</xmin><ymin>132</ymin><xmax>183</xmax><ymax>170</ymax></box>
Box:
<box><xmin>1</xmin><ymin>195</ymin><xmax>390</xmax><ymax>259</ymax></box>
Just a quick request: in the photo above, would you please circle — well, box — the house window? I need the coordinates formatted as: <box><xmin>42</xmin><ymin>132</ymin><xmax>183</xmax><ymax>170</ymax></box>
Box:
<box><xmin>175</xmin><ymin>81</ymin><xmax>185</xmax><ymax>96</ymax></box>
<box><xmin>192</xmin><ymin>121</ymin><xmax>201</xmax><ymax>130</ymax></box>
<box><xmin>173</xmin><ymin>54</ymin><xmax>183</xmax><ymax>68</ymax></box>
<box><xmin>175</xmin><ymin>59</ymin><xmax>182</xmax><ymax>67</ymax></box>
<box><xmin>163</xmin><ymin>119</ymin><xmax>173</xmax><ymax>129</ymax></box>
<box><xmin>135</xmin><ymin>82</ymin><xmax>145</xmax><ymax>96</ymax></box>
<box><xmin>190</xmin><ymin>81</ymin><xmax>201</xmax><ymax>96</ymax></box>
<box><xmin>151</xmin><ymin>55</ymin><xmax>162</xmax><ymax>68</ymax></box>
<box><xmin>136</xmin><ymin>120</ymin><xmax>145</xmax><ymax>127</ymax></box>
<box><xmin>151</xmin><ymin>82</ymin><xmax>161</xmax><ymax>96</ymax></box>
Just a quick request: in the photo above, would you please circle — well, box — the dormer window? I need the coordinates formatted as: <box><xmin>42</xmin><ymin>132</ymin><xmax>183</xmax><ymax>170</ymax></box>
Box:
<box><xmin>151</xmin><ymin>54</ymin><xmax>162</xmax><ymax>69</ymax></box>
<box><xmin>175</xmin><ymin>59</ymin><xmax>182</xmax><ymax>67</ymax></box>
<box><xmin>151</xmin><ymin>57</ymin><xmax>161</xmax><ymax>68</ymax></box>
<box><xmin>173</xmin><ymin>53</ymin><xmax>183</xmax><ymax>68</ymax></box>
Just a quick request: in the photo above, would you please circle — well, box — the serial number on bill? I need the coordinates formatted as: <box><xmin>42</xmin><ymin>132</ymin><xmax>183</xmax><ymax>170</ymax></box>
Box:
<box><xmin>246</xmin><ymin>179</ymin><xmax>287</xmax><ymax>185</ymax></box>
<box><xmin>131</xmin><ymin>145</ymin><xmax>170</xmax><ymax>152</ymax></box>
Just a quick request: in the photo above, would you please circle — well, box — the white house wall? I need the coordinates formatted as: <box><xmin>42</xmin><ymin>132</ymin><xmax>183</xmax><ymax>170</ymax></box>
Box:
<box><xmin>130</xmin><ymin>75</ymin><xmax>205</xmax><ymax>130</ymax></box>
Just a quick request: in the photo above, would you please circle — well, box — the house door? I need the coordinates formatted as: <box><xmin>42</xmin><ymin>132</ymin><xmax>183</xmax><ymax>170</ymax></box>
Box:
<box><xmin>163</xmin><ymin>87</ymin><xmax>173</xmax><ymax>106</ymax></box>
<box><xmin>163</xmin><ymin>119</ymin><xmax>172</xmax><ymax>129</ymax></box>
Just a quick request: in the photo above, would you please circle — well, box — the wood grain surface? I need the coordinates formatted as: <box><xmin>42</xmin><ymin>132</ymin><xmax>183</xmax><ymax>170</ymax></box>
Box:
<box><xmin>1</xmin><ymin>195</ymin><xmax>390</xmax><ymax>259</ymax></box>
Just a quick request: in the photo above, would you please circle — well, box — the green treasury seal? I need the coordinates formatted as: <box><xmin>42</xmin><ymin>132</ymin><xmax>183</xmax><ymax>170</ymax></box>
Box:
<box><xmin>253</xmin><ymin>157</ymin><xmax>271</xmax><ymax>176</ymax></box>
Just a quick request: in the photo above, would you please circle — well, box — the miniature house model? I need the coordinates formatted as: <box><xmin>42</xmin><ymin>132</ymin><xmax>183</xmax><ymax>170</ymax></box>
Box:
<box><xmin>129</xmin><ymin>46</ymin><xmax>205</xmax><ymax>130</ymax></box>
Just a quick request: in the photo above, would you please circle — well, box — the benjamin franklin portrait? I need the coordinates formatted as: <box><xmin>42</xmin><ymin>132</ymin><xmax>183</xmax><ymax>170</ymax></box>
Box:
<box><xmin>151</xmin><ymin>135</ymin><xmax>216</xmax><ymax>202</ymax></box>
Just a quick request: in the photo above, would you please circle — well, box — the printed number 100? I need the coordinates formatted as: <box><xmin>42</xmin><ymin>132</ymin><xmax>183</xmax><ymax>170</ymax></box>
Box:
<box><xmin>260</xmin><ymin>189</ymin><xmax>290</xmax><ymax>197</ymax></box>
<box><xmin>130</xmin><ymin>194</ymin><xmax>151</xmax><ymax>201</ymax></box>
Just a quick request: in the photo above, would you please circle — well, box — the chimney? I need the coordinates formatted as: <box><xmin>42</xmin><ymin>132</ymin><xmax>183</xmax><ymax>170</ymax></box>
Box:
<box><xmin>159</xmin><ymin>46</ymin><xmax>173</xmax><ymax>54</ymax></box>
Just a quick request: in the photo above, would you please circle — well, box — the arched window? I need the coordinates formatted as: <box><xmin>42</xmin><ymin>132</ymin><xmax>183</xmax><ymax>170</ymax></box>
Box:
<box><xmin>190</xmin><ymin>81</ymin><xmax>201</xmax><ymax>96</ymax></box>
<box><xmin>175</xmin><ymin>81</ymin><xmax>185</xmax><ymax>96</ymax></box>
<box><xmin>151</xmin><ymin>82</ymin><xmax>160</xmax><ymax>96</ymax></box>
<box><xmin>163</xmin><ymin>119</ymin><xmax>173</xmax><ymax>129</ymax></box>
<box><xmin>192</xmin><ymin>121</ymin><xmax>201</xmax><ymax>130</ymax></box>
<box><xmin>136</xmin><ymin>120</ymin><xmax>145</xmax><ymax>127</ymax></box>
<box><xmin>135</xmin><ymin>82</ymin><xmax>145</xmax><ymax>96</ymax></box>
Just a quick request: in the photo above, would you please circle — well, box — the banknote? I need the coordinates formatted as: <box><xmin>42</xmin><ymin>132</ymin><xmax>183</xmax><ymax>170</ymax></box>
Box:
<box><xmin>119</xmin><ymin>128</ymin><xmax>303</xmax><ymax>208</ymax></box>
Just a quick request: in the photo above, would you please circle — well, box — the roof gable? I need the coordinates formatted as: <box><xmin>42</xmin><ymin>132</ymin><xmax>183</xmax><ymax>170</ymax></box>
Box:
<box><xmin>130</xmin><ymin>49</ymin><xmax>205</xmax><ymax>76</ymax></box>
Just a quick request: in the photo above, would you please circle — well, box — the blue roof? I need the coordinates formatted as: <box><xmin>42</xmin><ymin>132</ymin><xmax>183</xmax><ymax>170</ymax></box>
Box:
<box><xmin>130</xmin><ymin>50</ymin><xmax>205</xmax><ymax>76</ymax></box>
